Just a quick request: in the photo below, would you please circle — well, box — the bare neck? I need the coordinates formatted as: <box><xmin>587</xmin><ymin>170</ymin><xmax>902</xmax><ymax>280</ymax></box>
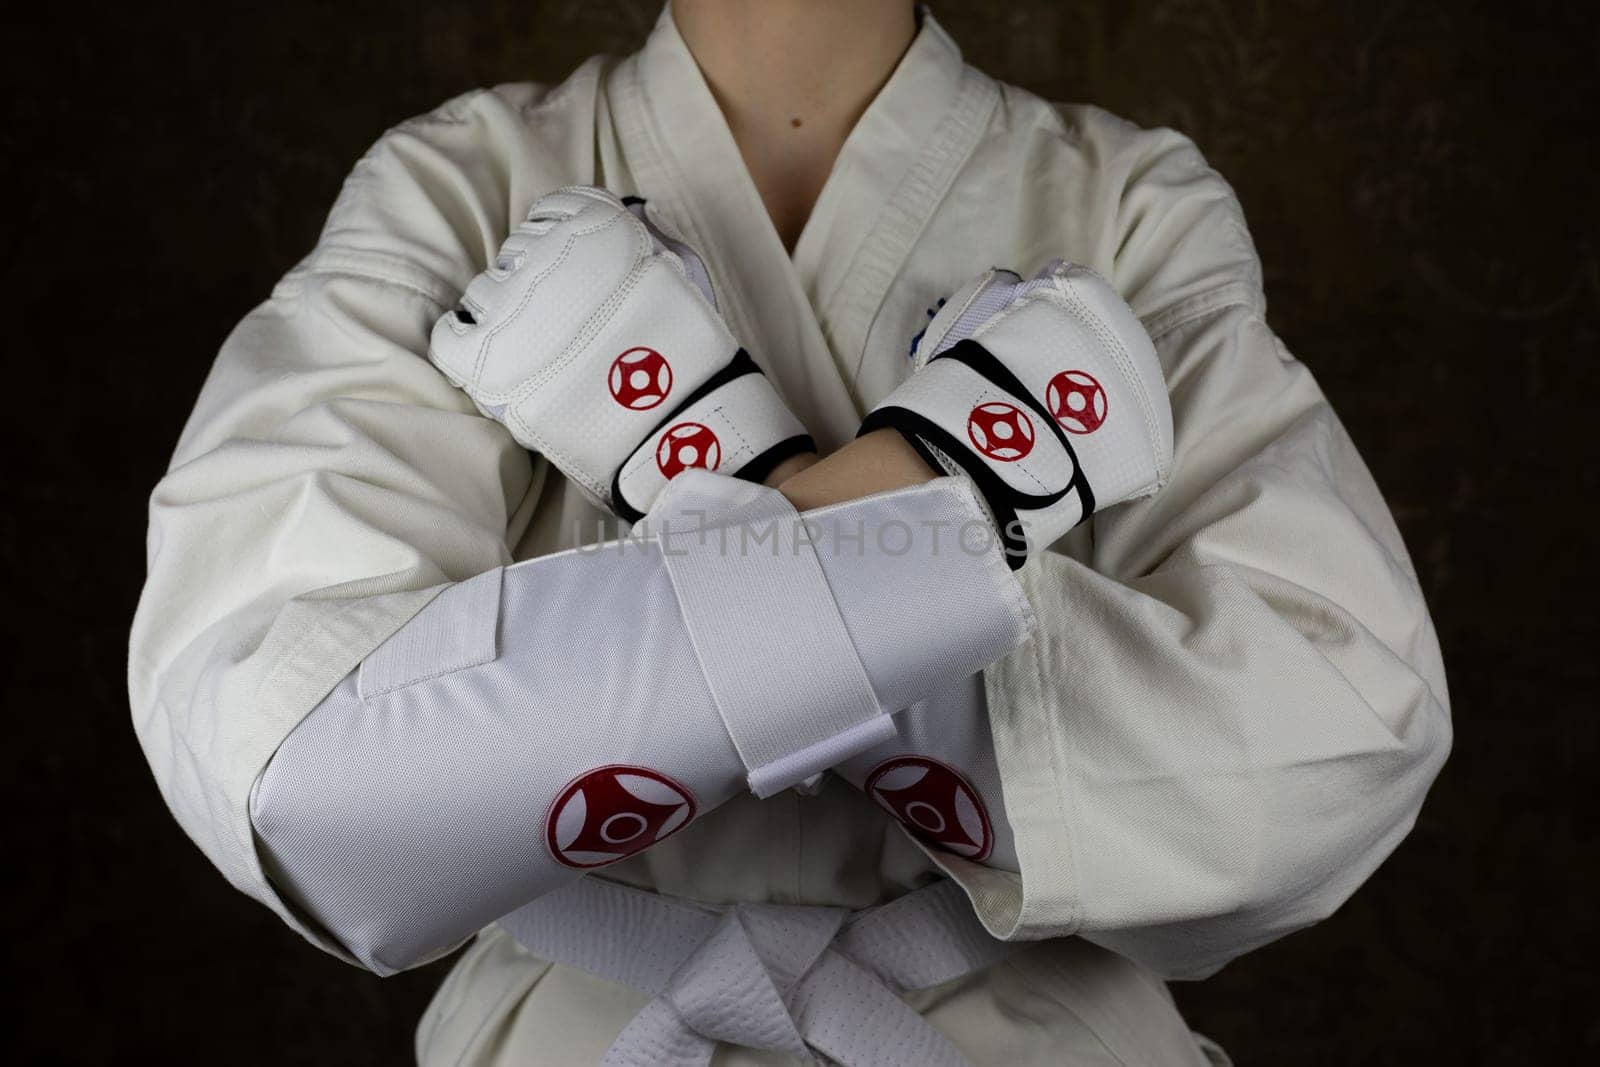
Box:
<box><xmin>671</xmin><ymin>0</ymin><xmax>917</xmax><ymax>251</ymax></box>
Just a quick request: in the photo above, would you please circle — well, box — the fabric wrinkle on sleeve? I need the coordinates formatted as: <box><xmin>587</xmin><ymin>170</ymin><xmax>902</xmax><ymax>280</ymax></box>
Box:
<box><xmin>942</xmin><ymin>293</ymin><xmax>1451</xmax><ymax>979</ymax></box>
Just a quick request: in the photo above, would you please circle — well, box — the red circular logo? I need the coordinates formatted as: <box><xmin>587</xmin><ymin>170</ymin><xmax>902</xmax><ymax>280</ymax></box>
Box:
<box><xmin>546</xmin><ymin>764</ymin><xmax>697</xmax><ymax>869</ymax></box>
<box><xmin>1046</xmin><ymin>370</ymin><xmax>1106</xmax><ymax>434</ymax></box>
<box><xmin>966</xmin><ymin>402</ymin><xmax>1034</xmax><ymax>462</ymax></box>
<box><xmin>609</xmin><ymin>348</ymin><xmax>673</xmax><ymax>410</ymax></box>
<box><xmin>865</xmin><ymin>756</ymin><xmax>992</xmax><ymax>861</ymax></box>
<box><xmin>655</xmin><ymin>422</ymin><xmax>721</xmax><ymax>478</ymax></box>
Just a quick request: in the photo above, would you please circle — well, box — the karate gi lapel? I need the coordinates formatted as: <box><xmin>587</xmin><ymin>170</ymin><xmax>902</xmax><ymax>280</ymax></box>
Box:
<box><xmin>607</xmin><ymin>4</ymin><xmax>997</xmax><ymax>450</ymax></box>
<box><xmin>793</xmin><ymin>15</ymin><xmax>998</xmax><ymax>394</ymax></box>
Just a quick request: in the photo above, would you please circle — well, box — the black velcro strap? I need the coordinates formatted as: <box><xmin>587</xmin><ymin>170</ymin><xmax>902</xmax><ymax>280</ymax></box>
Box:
<box><xmin>934</xmin><ymin>340</ymin><xmax>1097</xmax><ymax>521</ymax></box>
<box><xmin>858</xmin><ymin>339</ymin><xmax>1097</xmax><ymax>566</ymax></box>
<box><xmin>858</xmin><ymin>405</ymin><xmax>1030</xmax><ymax>566</ymax></box>
<box><xmin>734</xmin><ymin>434</ymin><xmax>816</xmax><ymax>487</ymax></box>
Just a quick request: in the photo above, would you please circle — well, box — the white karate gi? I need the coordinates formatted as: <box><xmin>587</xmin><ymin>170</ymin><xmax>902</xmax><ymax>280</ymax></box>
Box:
<box><xmin>128</xmin><ymin>4</ymin><xmax>1451</xmax><ymax>1063</ymax></box>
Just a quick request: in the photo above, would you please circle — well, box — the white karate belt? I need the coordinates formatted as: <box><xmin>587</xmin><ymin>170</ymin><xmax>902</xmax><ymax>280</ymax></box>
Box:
<box><xmin>498</xmin><ymin>876</ymin><xmax>1017</xmax><ymax>1066</ymax></box>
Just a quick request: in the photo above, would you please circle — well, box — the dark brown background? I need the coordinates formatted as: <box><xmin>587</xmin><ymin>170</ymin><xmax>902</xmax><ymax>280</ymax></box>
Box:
<box><xmin>4</xmin><ymin>0</ymin><xmax>1595</xmax><ymax>1063</ymax></box>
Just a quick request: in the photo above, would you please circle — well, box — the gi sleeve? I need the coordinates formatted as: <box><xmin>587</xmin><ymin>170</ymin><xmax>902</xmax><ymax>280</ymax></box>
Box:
<box><xmin>127</xmin><ymin>89</ymin><xmax>559</xmax><ymax>960</ymax></box>
<box><xmin>933</xmin><ymin>118</ymin><xmax>1453</xmax><ymax>979</ymax></box>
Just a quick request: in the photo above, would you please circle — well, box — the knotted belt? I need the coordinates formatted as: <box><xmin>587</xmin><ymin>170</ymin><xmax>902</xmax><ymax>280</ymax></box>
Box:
<box><xmin>498</xmin><ymin>876</ymin><xmax>1016</xmax><ymax>1066</ymax></box>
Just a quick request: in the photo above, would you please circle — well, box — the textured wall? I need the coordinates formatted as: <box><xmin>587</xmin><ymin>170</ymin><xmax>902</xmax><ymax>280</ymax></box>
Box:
<box><xmin>4</xmin><ymin>1</ymin><xmax>1594</xmax><ymax>1062</ymax></box>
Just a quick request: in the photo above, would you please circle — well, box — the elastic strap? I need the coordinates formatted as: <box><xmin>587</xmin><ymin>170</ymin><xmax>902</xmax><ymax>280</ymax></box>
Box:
<box><xmin>653</xmin><ymin>477</ymin><xmax>890</xmax><ymax>798</ymax></box>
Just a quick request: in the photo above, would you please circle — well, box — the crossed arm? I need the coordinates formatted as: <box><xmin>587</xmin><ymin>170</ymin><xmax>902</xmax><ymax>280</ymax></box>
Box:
<box><xmin>250</xmin><ymin>443</ymin><xmax>1023</xmax><ymax>973</ymax></box>
<box><xmin>133</xmin><ymin>121</ymin><xmax>1449</xmax><ymax>983</ymax></box>
<box><xmin>245</xmin><ymin>204</ymin><xmax>1211</xmax><ymax>972</ymax></box>
<box><xmin>770</xmin><ymin>427</ymin><xmax>934</xmax><ymax>508</ymax></box>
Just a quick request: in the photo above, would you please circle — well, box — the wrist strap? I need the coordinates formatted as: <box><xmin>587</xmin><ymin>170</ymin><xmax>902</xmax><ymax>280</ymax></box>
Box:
<box><xmin>612</xmin><ymin>350</ymin><xmax>815</xmax><ymax>523</ymax></box>
<box><xmin>859</xmin><ymin>339</ymin><xmax>1095</xmax><ymax>566</ymax></box>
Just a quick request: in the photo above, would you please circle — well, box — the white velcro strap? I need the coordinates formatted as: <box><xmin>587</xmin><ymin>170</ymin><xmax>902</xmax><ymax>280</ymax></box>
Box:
<box><xmin>963</xmin><ymin>284</ymin><xmax>1172</xmax><ymax>503</ymax></box>
<box><xmin>647</xmin><ymin>472</ymin><xmax>889</xmax><ymax>798</ymax></box>
<box><xmin>614</xmin><ymin>366</ymin><xmax>812</xmax><ymax>521</ymax></box>
<box><xmin>865</xmin><ymin>356</ymin><xmax>1087</xmax><ymax>560</ymax></box>
<box><xmin>884</xmin><ymin>356</ymin><xmax>1081</xmax><ymax>504</ymax></box>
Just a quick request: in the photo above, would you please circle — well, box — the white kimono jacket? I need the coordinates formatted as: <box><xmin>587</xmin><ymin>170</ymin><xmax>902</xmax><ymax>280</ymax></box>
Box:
<box><xmin>128</xmin><ymin>5</ymin><xmax>1451</xmax><ymax>1063</ymax></box>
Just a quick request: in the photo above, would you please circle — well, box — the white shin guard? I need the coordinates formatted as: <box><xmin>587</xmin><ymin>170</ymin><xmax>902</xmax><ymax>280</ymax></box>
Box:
<box><xmin>249</xmin><ymin>473</ymin><xmax>1031</xmax><ymax>973</ymax></box>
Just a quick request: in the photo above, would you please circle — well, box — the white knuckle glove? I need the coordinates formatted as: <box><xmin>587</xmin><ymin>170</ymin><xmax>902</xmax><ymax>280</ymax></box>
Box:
<box><xmin>860</xmin><ymin>261</ymin><xmax>1174</xmax><ymax>565</ymax></box>
<box><xmin>429</xmin><ymin>186</ymin><xmax>814</xmax><ymax>521</ymax></box>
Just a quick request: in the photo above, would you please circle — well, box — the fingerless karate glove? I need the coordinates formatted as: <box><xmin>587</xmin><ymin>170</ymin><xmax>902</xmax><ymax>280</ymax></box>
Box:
<box><xmin>860</xmin><ymin>262</ymin><xmax>1174</xmax><ymax>565</ymax></box>
<box><xmin>430</xmin><ymin>186</ymin><xmax>814</xmax><ymax>521</ymax></box>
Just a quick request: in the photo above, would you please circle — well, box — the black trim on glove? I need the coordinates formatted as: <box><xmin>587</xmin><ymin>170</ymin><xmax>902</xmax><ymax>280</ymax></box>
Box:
<box><xmin>857</xmin><ymin>339</ymin><xmax>1097</xmax><ymax>568</ymax></box>
<box><xmin>611</xmin><ymin>349</ymin><xmax>816</xmax><ymax>524</ymax></box>
<box><xmin>735</xmin><ymin>434</ymin><xmax>817</xmax><ymax>488</ymax></box>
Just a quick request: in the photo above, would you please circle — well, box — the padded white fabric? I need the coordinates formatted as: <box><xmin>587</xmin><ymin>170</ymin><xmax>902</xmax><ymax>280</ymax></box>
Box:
<box><xmin>916</xmin><ymin>269</ymin><xmax>1057</xmax><ymax>360</ymax></box>
<box><xmin>833</xmin><ymin>674</ymin><xmax>1019</xmax><ymax>872</ymax></box>
<box><xmin>356</xmin><ymin>567</ymin><xmax>502</xmax><ymax>700</ymax></box>
<box><xmin>650</xmin><ymin>475</ymin><xmax>887</xmax><ymax>798</ymax></box>
<box><xmin>429</xmin><ymin>187</ymin><xmax>730</xmax><ymax>497</ymax></box>
<box><xmin>863</xmin><ymin>262</ymin><xmax>1175</xmax><ymax>562</ymax></box>
<box><xmin>249</xmin><ymin>473</ymin><xmax>1031</xmax><ymax>973</ymax></box>
<box><xmin>876</xmin><ymin>358</ymin><xmax>1086</xmax><ymax>546</ymax></box>
<box><xmin>624</xmin><ymin>197</ymin><xmax>718</xmax><ymax>309</ymax></box>
<box><xmin>429</xmin><ymin>187</ymin><xmax>810</xmax><ymax>517</ymax></box>
<box><xmin>614</xmin><ymin>368</ymin><xmax>810</xmax><ymax>524</ymax></box>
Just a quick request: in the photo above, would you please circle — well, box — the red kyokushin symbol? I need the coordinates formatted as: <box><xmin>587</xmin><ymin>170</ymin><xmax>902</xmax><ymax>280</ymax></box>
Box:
<box><xmin>865</xmin><ymin>756</ymin><xmax>992</xmax><ymax>860</ymax></box>
<box><xmin>609</xmin><ymin>347</ymin><xmax>673</xmax><ymax>410</ymax></box>
<box><xmin>966</xmin><ymin>402</ymin><xmax>1035</xmax><ymax>462</ymax></box>
<box><xmin>655</xmin><ymin>422</ymin><xmax>721</xmax><ymax>478</ymax></box>
<box><xmin>1045</xmin><ymin>370</ymin><xmax>1107</xmax><ymax>434</ymax></box>
<box><xmin>546</xmin><ymin>765</ymin><xmax>697</xmax><ymax>868</ymax></box>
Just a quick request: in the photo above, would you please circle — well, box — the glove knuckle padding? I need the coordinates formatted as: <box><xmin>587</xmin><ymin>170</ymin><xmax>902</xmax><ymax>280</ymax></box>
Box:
<box><xmin>432</xmin><ymin>192</ymin><xmax>733</xmax><ymax>491</ymax></box>
<box><xmin>1047</xmin><ymin>267</ymin><xmax>1174</xmax><ymax>488</ymax></box>
<box><xmin>978</xmin><ymin>291</ymin><xmax>1170</xmax><ymax>505</ymax></box>
<box><xmin>914</xmin><ymin>269</ymin><xmax>1003</xmax><ymax>363</ymax></box>
<box><xmin>528</xmin><ymin>185</ymin><xmax>625</xmax><ymax>223</ymax></box>
<box><xmin>428</xmin><ymin>184</ymin><xmax>813</xmax><ymax>515</ymax></box>
<box><xmin>476</xmin><ymin>206</ymin><xmax>646</xmax><ymax>398</ymax></box>
<box><xmin>432</xmin><ymin>191</ymin><xmax>642</xmax><ymax>392</ymax></box>
<box><xmin>506</xmin><ymin>253</ymin><xmax>738</xmax><ymax>498</ymax></box>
